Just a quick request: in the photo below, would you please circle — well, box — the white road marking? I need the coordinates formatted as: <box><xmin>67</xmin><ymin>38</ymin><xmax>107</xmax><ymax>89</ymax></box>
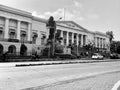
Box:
<box><xmin>111</xmin><ymin>80</ymin><xmax>120</xmax><ymax>90</ymax></box>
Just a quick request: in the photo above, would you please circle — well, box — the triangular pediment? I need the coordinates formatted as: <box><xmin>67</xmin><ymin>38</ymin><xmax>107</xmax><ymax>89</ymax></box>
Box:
<box><xmin>56</xmin><ymin>21</ymin><xmax>88</xmax><ymax>32</ymax></box>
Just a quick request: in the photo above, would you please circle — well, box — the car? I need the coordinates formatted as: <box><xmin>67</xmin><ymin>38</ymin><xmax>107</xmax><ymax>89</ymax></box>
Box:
<box><xmin>110</xmin><ymin>53</ymin><xmax>120</xmax><ymax>59</ymax></box>
<box><xmin>92</xmin><ymin>53</ymin><xmax>104</xmax><ymax>60</ymax></box>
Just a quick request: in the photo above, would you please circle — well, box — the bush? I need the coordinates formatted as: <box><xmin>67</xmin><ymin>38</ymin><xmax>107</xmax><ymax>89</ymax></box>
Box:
<box><xmin>54</xmin><ymin>53</ymin><xmax>77</xmax><ymax>59</ymax></box>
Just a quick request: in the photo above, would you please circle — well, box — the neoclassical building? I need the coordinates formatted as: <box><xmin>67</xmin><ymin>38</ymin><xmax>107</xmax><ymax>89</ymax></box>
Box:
<box><xmin>0</xmin><ymin>4</ymin><xmax>110</xmax><ymax>55</ymax></box>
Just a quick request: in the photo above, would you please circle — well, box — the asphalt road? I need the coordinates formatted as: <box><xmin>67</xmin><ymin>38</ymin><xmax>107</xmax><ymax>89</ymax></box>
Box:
<box><xmin>38</xmin><ymin>71</ymin><xmax>120</xmax><ymax>90</ymax></box>
<box><xmin>0</xmin><ymin>60</ymin><xmax>120</xmax><ymax>90</ymax></box>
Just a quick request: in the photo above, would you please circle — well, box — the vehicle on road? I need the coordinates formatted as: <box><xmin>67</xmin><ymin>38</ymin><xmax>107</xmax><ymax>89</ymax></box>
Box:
<box><xmin>110</xmin><ymin>53</ymin><xmax>120</xmax><ymax>59</ymax></box>
<box><xmin>91</xmin><ymin>53</ymin><xmax>104</xmax><ymax>60</ymax></box>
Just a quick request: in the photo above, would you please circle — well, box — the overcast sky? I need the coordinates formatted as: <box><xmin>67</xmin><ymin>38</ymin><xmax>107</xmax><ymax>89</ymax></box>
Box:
<box><xmin>0</xmin><ymin>0</ymin><xmax>120</xmax><ymax>40</ymax></box>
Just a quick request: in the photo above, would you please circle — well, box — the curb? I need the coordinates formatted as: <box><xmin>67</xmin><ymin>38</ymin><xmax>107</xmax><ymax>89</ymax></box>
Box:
<box><xmin>16</xmin><ymin>59</ymin><xmax>120</xmax><ymax>67</ymax></box>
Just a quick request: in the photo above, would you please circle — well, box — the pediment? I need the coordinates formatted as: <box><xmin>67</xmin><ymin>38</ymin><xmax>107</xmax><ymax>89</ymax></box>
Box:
<box><xmin>57</xmin><ymin>21</ymin><xmax>88</xmax><ymax>32</ymax></box>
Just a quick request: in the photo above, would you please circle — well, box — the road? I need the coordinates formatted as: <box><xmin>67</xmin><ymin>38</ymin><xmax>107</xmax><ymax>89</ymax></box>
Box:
<box><xmin>40</xmin><ymin>71</ymin><xmax>120</xmax><ymax>90</ymax></box>
<box><xmin>0</xmin><ymin>60</ymin><xmax>120</xmax><ymax>90</ymax></box>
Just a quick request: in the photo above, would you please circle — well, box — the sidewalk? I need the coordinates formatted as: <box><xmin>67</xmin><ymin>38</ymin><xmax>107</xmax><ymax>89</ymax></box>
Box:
<box><xmin>0</xmin><ymin>59</ymin><xmax>120</xmax><ymax>68</ymax></box>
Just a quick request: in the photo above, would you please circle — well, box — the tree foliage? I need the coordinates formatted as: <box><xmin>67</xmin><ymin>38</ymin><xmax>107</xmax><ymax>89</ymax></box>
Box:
<box><xmin>106</xmin><ymin>31</ymin><xmax>114</xmax><ymax>43</ymax></box>
<box><xmin>20</xmin><ymin>44</ymin><xmax>27</xmax><ymax>56</ymax></box>
<box><xmin>110</xmin><ymin>41</ymin><xmax>120</xmax><ymax>54</ymax></box>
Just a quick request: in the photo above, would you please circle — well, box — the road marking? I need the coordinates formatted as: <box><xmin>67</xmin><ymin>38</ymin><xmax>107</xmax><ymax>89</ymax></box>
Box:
<box><xmin>111</xmin><ymin>80</ymin><xmax>120</xmax><ymax>90</ymax></box>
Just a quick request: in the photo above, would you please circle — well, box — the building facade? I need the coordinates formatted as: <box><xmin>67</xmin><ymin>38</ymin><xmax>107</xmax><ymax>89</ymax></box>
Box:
<box><xmin>0</xmin><ymin>4</ymin><xmax>110</xmax><ymax>56</ymax></box>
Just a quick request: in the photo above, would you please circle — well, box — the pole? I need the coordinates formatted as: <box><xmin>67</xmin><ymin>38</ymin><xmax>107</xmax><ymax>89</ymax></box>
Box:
<box><xmin>63</xmin><ymin>8</ymin><xmax>65</xmax><ymax>21</ymax></box>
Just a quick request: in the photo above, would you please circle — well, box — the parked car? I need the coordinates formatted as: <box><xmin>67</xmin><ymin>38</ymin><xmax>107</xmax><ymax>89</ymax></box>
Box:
<box><xmin>91</xmin><ymin>53</ymin><xmax>104</xmax><ymax>60</ymax></box>
<box><xmin>110</xmin><ymin>53</ymin><xmax>120</xmax><ymax>59</ymax></box>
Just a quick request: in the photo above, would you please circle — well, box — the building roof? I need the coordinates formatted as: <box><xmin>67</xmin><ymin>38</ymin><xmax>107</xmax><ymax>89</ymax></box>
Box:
<box><xmin>56</xmin><ymin>21</ymin><xmax>90</xmax><ymax>33</ymax></box>
<box><xmin>0</xmin><ymin>4</ymin><xmax>108</xmax><ymax>37</ymax></box>
<box><xmin>0</xmin><ymin>4</ymin><xmax>32</xmax><ymax>18</ymax></box>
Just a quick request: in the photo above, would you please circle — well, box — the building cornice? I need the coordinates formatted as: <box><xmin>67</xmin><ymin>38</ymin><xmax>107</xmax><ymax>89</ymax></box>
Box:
<box><xmin>0</xmin><ymin>4</ymin><xmax>32</xmax><ymax>18</ymax></box>
<box><xmin>32</xmin><ymin>16</ymin><xmax>47</xmax><ymax>23</ymax></box>
<box><xmin>94</xmin><ymin>31</ymin><xmax>108</xmax><ymax>37</ymax></box>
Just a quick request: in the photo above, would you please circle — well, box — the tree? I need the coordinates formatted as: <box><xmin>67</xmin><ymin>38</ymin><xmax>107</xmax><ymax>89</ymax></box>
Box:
<box><xmin>106</xmin><ymin>31</ymin><xmax>114</xmax><ymax>43</ymax></box>
<box><xmin>20</xmin><ymin>44</ymin><xmax>27</xmax><ymax>56</ymax></box>
<box><xmin>110</xmin><ymin>41</ymin><xmax>120</xmax><ymax>54</ymax></box>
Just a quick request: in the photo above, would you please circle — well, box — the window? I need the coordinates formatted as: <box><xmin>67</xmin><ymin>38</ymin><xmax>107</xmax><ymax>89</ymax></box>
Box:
<box><xmin>0</xmin><ymin>27</ymin><xmax>3</xmax><ymax>39</ymax></box>
<box><xmin>9</xmin><ymin>29</ymin><xmax>16</xmax><ymax>39</ymax></box>
<box><xmin>83</xmin><ymin>35</ymin><xmax>86</xmax><ymax>46</ymax></box>
<box><xmin>32</xmin><ymin>33</ymin><xmax>38</xmax><ymax>44</ymax></box>
<box><xmin>78</xmin><ymin>41</ymin><xmax>81</xmax><ymax>46</ymax></box>
<box><xmin>97</xmin><ymin>38</ymin><xmax>99</xmax><ymax>48</ymax></box>
<box><xmin>8</xmin><ymin>45</ymin><xmax>16</xmax><ymax>54</ymax></box>
<box><xmin>41</xmin><ymin>34</ymin><xmax>46</xmax><ymax>45</ymax></box>
<box><xmin>64</xmin><ymin>39</ymin><xmax>67</xmax><ymax>45</ymax></box>
<box><xmin>21</xmin><ymin>31</ymin><xmax>27</xmax><ymax>42</ymax></box>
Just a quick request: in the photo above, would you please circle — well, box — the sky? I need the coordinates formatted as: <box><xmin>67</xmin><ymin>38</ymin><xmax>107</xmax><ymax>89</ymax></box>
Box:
<box><xmin>0</xmin><ymin>0</ymin><xmax>120</xmax><ymax>40</ymax></box>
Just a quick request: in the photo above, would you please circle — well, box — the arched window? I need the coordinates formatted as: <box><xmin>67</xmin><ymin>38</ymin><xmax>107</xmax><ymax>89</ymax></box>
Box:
<box><xmin>8</xmin><ymin>45</ymin><xmax>16</xmax><ymax>54</ymax></box>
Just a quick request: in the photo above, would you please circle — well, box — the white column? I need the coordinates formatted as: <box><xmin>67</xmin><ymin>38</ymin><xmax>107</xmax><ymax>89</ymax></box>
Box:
<box><xmin>81</xmin><ymin>34</ymin><xmax>83</xmax><ymax>46</ymax></box>
<box><xmin>76</xmin><ymin>33</ymin><xmax>78</xmax><ymax>45</ymax></box>
<box><xmin>85</xmin><ymin>35</ymin><xmax>88</xmax><ymax>45</ymax></box>
<box><xmin>17</xmin><ymin>20</ymin><xmax>21</xmax><ymax>40</ymax></box>
<box><xmin>66</xmin><ymin>31</ymin><xmax>69</xmax><ymax>46</ymax></box>
<box><xmin>97</xmin><ymin>37</ymin><xmax>99</xmax><ymax>48</ymax></box>
<box><xmin>99</xmin><ymin>38</ymin><xmax>101</xmax><ymax>48</ymax></box>
<box><xmin>4</xmin><ymin>18</ymin><xmax>9</xmax><ymax>39</ymax></box>
<box><xmin>46</xmin><ymin>27</ymin><xmax>49</xmax><ymax>39</ymax></box>
<box><xmin>28</xmin><ymin>22</ymin><xmax>31</xmax><ymax>41</ymax></box>
<box><xmin>95</xmin><ymin>37</ymin><xmax>97</xmax><ymax>47</ymax></box>
<box><xmin>72</xmin><ymin>33</ymin><xmax>74</xmax><ymax>44</ymax></box>
<box><xmin>102</xmin><ymin>38</ymin><xmax>104</xmax><ymax>48</ymax></box>
<box><xmin>104</xmin><ymin>39</ymin><xmax>106</xmax><ymax>48</ymax></box>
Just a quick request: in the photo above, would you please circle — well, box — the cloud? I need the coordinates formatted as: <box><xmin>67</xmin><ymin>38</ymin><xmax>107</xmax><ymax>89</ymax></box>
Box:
<box><xmin>73</xmin><ymin>0</ymin><xmax>83</xmax><ymax>8</ymax></box>
<box><xmin>32</xmin><ymin>8</ymin><xmax>84</xmax><ymax>22</ymax></box>
<box><xmin>86</xmin><ymin>13</ymin><xmax>100</xmax><ymax>20</ymax></box>
<box><xmin>32</xmin><ymin>0</ymin><xmax>85</xmax><ymax>23</ymax></box>
<box><xmin>32</xmin><ymin>0</ymin><xmax>99</xmax><ymax>24</ymax></box>
<box><xmin>32</xmin><ymin>8</ymin><xmax>64</xmax><ymax>20</ymax></box>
